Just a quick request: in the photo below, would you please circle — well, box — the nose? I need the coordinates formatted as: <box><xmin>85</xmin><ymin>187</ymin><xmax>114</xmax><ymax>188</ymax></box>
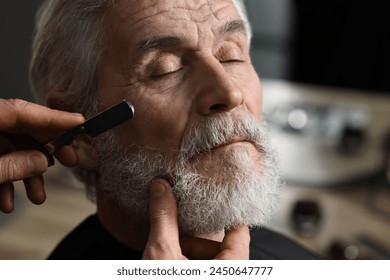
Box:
<box><xmin>195</xmin><ymin>59</ymin><xmax>244</xmax><ymax>115</ymax></box>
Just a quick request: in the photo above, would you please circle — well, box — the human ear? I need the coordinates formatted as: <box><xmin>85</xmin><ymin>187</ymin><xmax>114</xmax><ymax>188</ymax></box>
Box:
<box><xmin>71</xmin><ymin>134</ymin><xmax>98</xmax><ymax>170</ymax></box>
<box><xmin>46</xmin><ymin>91</ymin><xmax>76</xmax><ymax>113</ymax></box>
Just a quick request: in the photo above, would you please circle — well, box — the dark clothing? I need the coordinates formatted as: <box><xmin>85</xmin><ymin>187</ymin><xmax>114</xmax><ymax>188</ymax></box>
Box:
<box><xmin>48</xmin><ymin>214</ymin><xmax>319</xmax><ymax>260</ymax></box>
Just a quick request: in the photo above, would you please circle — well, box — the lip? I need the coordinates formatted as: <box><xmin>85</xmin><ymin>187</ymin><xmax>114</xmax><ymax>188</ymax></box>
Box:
<box><xmin>184</xmin><ymin>137</ymin><xmax>254</xmax><ymax>162</ymax></box>
<box><xmin>209</xmin><ymin>138</ymin><xmax>252</xmax><ymax>152</ymax></box>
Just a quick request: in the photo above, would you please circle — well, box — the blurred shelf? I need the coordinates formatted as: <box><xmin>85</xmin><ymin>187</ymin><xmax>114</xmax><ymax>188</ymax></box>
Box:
<box><xmin>265</xmin><ymin>184</ymin><xmax>390</xmax><ymax>259</ymax></box>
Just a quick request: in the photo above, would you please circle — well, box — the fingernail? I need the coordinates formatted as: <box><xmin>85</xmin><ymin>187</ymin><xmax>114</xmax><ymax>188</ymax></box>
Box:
<box><xmin>150</xmin><ymin>180</ymin><xmax>166</xmax><ymax>198</ymax></box>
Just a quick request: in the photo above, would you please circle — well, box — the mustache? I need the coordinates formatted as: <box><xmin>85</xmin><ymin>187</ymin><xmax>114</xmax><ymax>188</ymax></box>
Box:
<box><xmin>178</xmin><ymin>110</ymin><xmax>267</xmax><ymax>160</ymax></box>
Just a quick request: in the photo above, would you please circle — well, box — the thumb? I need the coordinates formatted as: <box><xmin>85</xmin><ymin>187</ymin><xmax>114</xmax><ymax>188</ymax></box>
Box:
<box><xmin>148</xmin><ymin>178</ymin><xmax>178</xmax><ymax>232</ymax></box>
<box><xmin>143</xmin><ymin>178</ymin><xmax>183</xmax><ymax>259</ymax></box>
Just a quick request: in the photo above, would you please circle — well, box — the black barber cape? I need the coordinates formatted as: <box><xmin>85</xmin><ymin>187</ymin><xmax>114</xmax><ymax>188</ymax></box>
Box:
<box><xmin>48</xmin><ymin>214</ymin><xmax>319</xmax><ymax>260</ymax></box>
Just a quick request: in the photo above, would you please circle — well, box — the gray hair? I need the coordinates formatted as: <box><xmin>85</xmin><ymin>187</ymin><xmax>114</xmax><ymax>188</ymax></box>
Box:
<box><xmin>30</xmin><ymin>0</ymin><xmax>251</xmax><ymax>115</ymax></box>
<box><xmin>30</xmin><ymin>0</ymin><xmax>112</xmax><ymax>115</ymax></box>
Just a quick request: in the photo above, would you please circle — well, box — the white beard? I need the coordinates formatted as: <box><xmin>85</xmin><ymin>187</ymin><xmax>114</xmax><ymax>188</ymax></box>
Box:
<box><xmin>95</xmin><ymin>110</ymin><xmax>281</xmax><ymax>235</ymax></box>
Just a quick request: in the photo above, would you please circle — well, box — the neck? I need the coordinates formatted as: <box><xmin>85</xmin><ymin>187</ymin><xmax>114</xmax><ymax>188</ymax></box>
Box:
<box><xmin>96</xmin><ymin>195</ymin><xmax>224</xmax><ymax>252</ymax></box>
<box><xmin>97</xmin><ymin>196</ymin><xmax>149</xmax><ymax>251</ymax></box>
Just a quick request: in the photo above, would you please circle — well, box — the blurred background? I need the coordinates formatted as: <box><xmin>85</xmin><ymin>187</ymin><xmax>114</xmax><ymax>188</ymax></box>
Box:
<box><xmin>1</xmin><ymin>0</ymin><xmax>390</xmax><ymax>259</ymax></box>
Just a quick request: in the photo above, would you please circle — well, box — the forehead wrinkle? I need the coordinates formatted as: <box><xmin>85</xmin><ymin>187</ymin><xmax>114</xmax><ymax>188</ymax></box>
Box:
<box><xmin>106</xmin><ymin>0</ymin><xmax>240</xmax><ymax>37</ymax></box>
<box><xmin>104</xmin><ymin>1</ymin><xmax>174</xmax><ymax>41</ymax></box>
<box><xmin>110</xmin><ymin>0</ymin><xmax>204</xmax><ymax>31</ymax></box>
<box><xmin>104</xmin><ymin>0</ymin><xmax>243</xmax><ymax>61</ymax></box>
<box><xmin>111</xmin><ymin>0</ymin><xmax>161</xmax><ymax>25</ymax></box>
<box><xmin>103</xmin><ymin>3</ymin><xmax>192</xmax><ymax>60</ymax></box>
<box><xmin>176</xmin><ymin>0</ymin><xmax>243</xmax><ymax>46</ymax></box>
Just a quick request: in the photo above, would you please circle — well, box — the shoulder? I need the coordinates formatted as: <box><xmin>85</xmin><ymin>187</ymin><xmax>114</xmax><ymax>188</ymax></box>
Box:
<box><xmin>48</xmin><ymin>214</ymin><xmax>142</xmax><ymax>260</ymax></box>
<box><xmin>48</xmin><ymin>214</ymin><xmax>103</xmax><ymax>259</ymax></box>
<box><xmin>249</xmin><ymin>227</ymin><xmax>321</xmax><ymax>259</ymax></box>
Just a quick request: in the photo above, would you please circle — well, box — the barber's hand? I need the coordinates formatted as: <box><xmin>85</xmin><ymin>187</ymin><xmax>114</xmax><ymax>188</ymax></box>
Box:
<box><xmin>0</xmin><ymin>99</ymin><xmax>85</xmax><ymax>213</ymax></box>
<box><xmin>143</xmin><ymin>178</ymin><xmax>250</xmax><ymax>260</ymax></box>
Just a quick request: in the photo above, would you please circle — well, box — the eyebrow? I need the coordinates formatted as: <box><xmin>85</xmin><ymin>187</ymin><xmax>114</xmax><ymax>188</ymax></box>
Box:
<box><xmin>220</xmin><ymin>19</ymin><xmax>248</xmax><ymax>37</ymax></box>
<box><xmin>135</xmin><ymin>36</ymin><xmax>186</xmax><ymax>55</ymax></box>
<box><xmin>134</xmin><ymin>19</ymin><xmax>247</xmax><ymax>56</ymax></box>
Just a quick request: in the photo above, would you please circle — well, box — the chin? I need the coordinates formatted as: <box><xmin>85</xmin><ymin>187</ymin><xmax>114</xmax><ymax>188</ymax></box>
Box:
<box><xmin>171</xmin><ymin>144</ymin><xmax>280</xmax><ymax>235</ymax></box>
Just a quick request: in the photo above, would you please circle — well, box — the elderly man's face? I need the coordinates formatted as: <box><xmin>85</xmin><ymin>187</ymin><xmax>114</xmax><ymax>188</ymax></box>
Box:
<box><xmin>94</xmin><ymin>0</ymin><xmax>279</xmax><ymax>234</ymax></box>
<box><xmin>97</xmin><ymin>0</ymin><xmax>262</xmax><ymax>161</ymax></box>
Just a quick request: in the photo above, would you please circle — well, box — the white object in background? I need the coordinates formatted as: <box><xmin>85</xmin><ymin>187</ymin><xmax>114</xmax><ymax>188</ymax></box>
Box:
<box><xmin>262</xmin><ymin>79</ymin><xmax>390</xmax><ymax>186</ymax></box>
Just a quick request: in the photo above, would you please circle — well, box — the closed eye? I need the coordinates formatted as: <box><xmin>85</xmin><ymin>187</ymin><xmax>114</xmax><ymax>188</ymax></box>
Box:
<box><xmin>221</xmin><ymin>58</ymin><xmax>245</xmax><ymax>63</ymax></box>
<box><xmin>150</xmin><ymin>67</ymin><xmax>183</xmax><ymax>79</ymax></box>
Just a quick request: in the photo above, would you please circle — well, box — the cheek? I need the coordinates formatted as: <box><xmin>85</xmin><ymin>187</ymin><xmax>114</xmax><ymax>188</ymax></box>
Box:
<box><xmin>240</xmin><ymin>68</ymin><xmax>263</xmax><ymax>120</ymax></box>
<box><xmin>141</xmin><ymin>104</ymin><xmax>188</xmax><ymax>152</ymax></box>
<box><xmin>103</xmin><ymin>88</ymin><xmax>190</xmax><ymax>157</ymax></box>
